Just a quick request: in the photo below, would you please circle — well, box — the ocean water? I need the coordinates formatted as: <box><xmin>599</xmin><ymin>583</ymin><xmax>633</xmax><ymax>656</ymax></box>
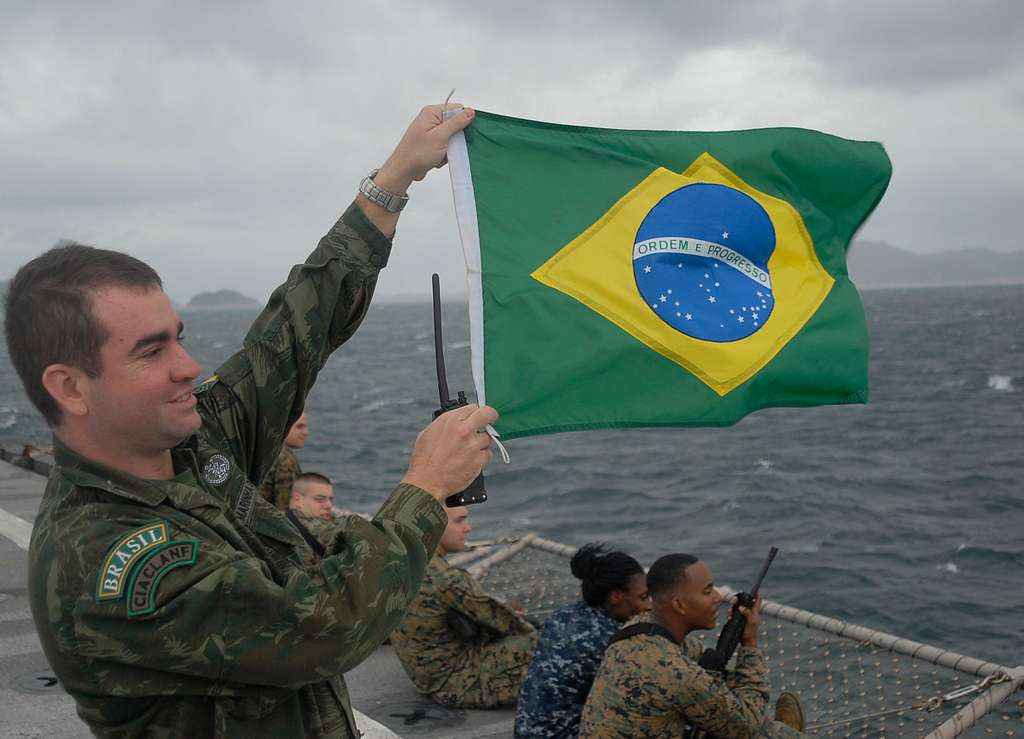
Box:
<box><xmin>1</xmin><ymin>285</ymin><xmax>1022</xmax><ymax>665</ymax></box>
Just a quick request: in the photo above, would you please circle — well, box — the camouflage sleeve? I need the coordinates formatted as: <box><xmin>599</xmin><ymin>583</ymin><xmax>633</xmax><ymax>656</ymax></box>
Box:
<box><xmin>682</xmin><ymin>633</ymin><xmax>705</xmax><ymax>661</ymax></box>
<box><xmin>724</xmin><ymin>645</ymin><xmax>771</xmax><ymax>706</ymax></box>
<box><xmin>201</xmin><ymin>202</ymin><xmax>390</xmax><ymax>487</ymax></box>
<box><xmin>438</xmin><ymin>565</ymin><xmax>534</xmax><ymax>636</ymax></box>
<box><xmin>668</xmin><ymin>647</ymin><xmax>770</xmax><ymax>739</ymax></box>
<box><xmin>70</xmin><ymin>484</ymin><xmax>445</xmax><ymax>691</ymax></box>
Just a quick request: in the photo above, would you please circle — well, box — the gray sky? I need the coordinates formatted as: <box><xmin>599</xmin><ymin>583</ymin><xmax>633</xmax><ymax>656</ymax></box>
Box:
<box><xmin>2</xmin><ymin>0</ymin><xmax>1021</xmax><ymax>304</ymax></box>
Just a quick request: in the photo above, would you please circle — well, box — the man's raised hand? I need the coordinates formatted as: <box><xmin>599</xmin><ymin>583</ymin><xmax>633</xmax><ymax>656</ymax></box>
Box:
<box><xmin>375</xmin><ymin>103</ymin><xmax>475</xmax><ymax>195</ymax></box>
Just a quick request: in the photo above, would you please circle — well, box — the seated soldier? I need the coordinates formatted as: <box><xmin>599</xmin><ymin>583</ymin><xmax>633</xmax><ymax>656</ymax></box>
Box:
<box><xmin>514</xmin><ymin>543</ymin><xmax>649</xmax><ymax>738</ymax></box>
<box><xmin>579</xmin><ymin>553</ymin><xmax>807</xmax><ymax>739</ymax></box>
<box><xmin>257</xmin><ymin>412</ymin><xmax>308</xmax><ymax>510</ymax></box>
<box><xmin>390</xmin><ymin>506</ymin><xmax>539</xmax><ymax>708</ymax></box>
<box><xmin>286</xmin><ymin>472</ymin><xmax>338</xmax><ymax>556</ymax></box>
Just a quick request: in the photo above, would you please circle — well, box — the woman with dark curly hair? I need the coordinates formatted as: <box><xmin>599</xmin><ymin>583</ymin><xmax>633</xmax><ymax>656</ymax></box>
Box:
<box><xmin>514</xmin><ymin>543</ymin><xmax>649</xmax><ymax>738</ymax></box>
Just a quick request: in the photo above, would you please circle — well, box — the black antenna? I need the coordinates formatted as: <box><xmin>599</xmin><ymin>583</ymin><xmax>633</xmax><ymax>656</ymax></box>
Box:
<box><xmin>430</xmin><ymin>273</ymin><xmax>488</xmax><ymax>507</ymax></box>
<box><xmin>432</xmin><ymin>273</ymin><xmax>451</xmax><ymax>406</ymax></box>
<box><xmin>749</xmin><ymin>547</ymin><xmax>778</xmax><ymax>598</ymax></box>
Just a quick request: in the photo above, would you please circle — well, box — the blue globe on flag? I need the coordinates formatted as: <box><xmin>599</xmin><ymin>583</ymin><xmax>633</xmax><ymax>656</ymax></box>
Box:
<box><xmin>632</xmin><ymin>183</ymin><xmax>776</xmax><ymax>342</ymax></box>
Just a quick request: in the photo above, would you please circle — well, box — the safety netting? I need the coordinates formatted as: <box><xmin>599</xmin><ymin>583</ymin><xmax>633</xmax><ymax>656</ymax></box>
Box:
<box><xmin>460</xmin><ymin>535</ymin><xmax>1024</xmax><ymax>739</ymax></box>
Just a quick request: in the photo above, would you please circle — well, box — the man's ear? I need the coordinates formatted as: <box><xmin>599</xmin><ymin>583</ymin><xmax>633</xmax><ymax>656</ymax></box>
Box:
<box><xmin>670</xmin><ymin>593</ymin><xmax>687</xmax><ymax>618</ymax></box>
<box><xmin>41</xmin><ymin>363</ymin><xmax>90</xmax><ymax>420</ymax></box>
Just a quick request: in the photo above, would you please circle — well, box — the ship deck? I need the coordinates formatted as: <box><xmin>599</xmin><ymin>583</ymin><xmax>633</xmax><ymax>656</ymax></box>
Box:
<box><xmin>2</xmin><ymin>451</ymin><xmax>1021</xmax><ymax>738</ymax></box>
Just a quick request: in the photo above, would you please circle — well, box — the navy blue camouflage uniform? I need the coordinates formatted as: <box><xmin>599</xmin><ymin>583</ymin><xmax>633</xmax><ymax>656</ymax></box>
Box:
<box><xmin>513</xmin><ymin>600</ymin><xmax>620</xmax><ymax>738</ymax></box>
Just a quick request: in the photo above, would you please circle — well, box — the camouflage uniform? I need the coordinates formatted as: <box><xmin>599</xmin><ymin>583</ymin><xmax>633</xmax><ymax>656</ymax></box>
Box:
<box><xmin>288</xmin><ymin>508</ymin><xmax>344</xmax><ymax>553</ymax></box>
<box><xmin>257</xmin><ymin>445</ymin><xmax>301</xmax><ymax>510</ymax></box>
<box><xmin>391</xmin><ymin>554</ymin><xmax>539</xmax><ymax>708</ymax></box>
<box><xmin>27</xmin><ymin>203</ymin><xmax>447</xmax><ymax>739</ymax></box>
<box><xmin>579</xmin><ymin>612</ymin><xmax>807</xmax><ymax>738</ymax></box>
<box><xmin>514</xmin><ymin>600</ymin><xmax>620</xmax><ymax>738</ymax></box>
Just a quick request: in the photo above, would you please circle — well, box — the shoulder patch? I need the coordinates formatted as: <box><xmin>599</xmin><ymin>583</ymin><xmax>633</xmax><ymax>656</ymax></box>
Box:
<box><xmin>96</xmin><ymin>521</ymin><xmax>170</xmax><ymax>601</ymax></box>
<box><xmin>126</xmin><ymin>540</ymin><xmax>199</xmax><ymax>617</ymax></box>
<box><xmin>193</xmin><ymin>374</ymin><xmax>219</xmax><ymax>395</ymax></box>
<box><xmin>202</xmin><ymin>453</ymin><xmax>231</xmax><ymax>485</ymax></box>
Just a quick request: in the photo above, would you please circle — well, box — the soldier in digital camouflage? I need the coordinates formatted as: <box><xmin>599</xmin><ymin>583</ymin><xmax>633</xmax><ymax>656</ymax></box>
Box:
<box><xmin>390</xmin><ymin>505</ymin><xmax>539</xmax><ymax>708</ymax></box>
<box><xmin>4</xmin><ymin>102</ymin><xmax>497</xmax><ymax>739</ymax></box>
<box><xmin>514</xmin><ymin>543</ymin><xmax>650</xmax><ymax>738</ymax></box>
<box><xmin>257</xmin><ymin>412</ymin><xmax>307</xmax><ymax>510</ymax></box>
<box><xmin>579</xmin><ymin>553</ymin><xmax>808</xmax><ymax>738</ymax></box>
<box><xmin>285</xmin><ymin>471</ymin><xmax>353</xmax><ymax>557</ymax></box>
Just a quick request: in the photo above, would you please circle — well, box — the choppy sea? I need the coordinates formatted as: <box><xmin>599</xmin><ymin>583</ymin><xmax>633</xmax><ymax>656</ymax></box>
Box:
<box><xmin>1</xmin><ymin>284</ymin><xmax>1022</xmax><ymax>665</ymax></box>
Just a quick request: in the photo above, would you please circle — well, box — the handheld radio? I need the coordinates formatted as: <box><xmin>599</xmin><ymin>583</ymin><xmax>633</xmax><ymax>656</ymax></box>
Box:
<box><xmin>431</xmin><ymin>273</ymin><xmax>487</xmax><ymax>508</ymax></box>
<box><xmin>698</xmin><ymin>547</ymin><xmax>778</xmax><ymax>673</ymax></box>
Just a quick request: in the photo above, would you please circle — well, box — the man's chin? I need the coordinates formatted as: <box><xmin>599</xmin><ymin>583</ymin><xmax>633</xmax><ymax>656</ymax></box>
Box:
<box><xmin>168</xmin><ymin>414</ymin><xmax>202</xmax><ymax>446</ymax></box>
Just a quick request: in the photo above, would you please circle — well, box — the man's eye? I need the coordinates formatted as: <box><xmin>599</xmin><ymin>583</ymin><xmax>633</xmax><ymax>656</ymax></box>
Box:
<box><xmin>177</xmin><ymin>334</ymin><xmax>186</xmax><ymax>343</ymax></box>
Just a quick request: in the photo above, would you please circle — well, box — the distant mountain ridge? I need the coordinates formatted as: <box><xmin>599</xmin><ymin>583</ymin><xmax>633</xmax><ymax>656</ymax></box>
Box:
<box><xmin>848</xmin><ymin>240</ymin><xmax>1024</xmax><ymax>288</ymax></box>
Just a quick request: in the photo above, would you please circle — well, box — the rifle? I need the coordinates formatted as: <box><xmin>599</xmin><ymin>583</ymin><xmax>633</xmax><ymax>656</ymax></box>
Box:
<box><xmin>431</xmin><ymin>273</ymin><xmax>487</xmax><ymax>508</ymax></box>
<box><xmin>697</xmin><ymin>547</ymin><xmax>778</xmax><ymax>673</ymax></box>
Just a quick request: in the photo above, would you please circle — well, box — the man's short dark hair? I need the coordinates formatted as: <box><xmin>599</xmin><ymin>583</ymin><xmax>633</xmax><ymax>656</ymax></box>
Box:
<box><xmin>4</xmin><ymin>242</ymin><xmax>162</xmax><ymax>426</ymax></box>
<box><xmin>295</xmin><ymin>472</ymin><xmax>332</xmax><ymax>487</ymax></box>
<box><xmin>647</xmin><ymin>553</ymin><xmax>699</xmax><ymax>599</ymax></box>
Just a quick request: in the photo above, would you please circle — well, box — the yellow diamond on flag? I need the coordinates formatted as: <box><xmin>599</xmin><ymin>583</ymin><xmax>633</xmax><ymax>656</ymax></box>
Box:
<box><xmin>531</xmin><ymin>153</ymin><xmax>834</xmax><ymax>396</ymax></box>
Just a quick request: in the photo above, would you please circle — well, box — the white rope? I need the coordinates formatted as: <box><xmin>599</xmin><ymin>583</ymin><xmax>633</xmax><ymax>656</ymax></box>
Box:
<box><xmin>923</xmin><ymin>666</ymin><xmax>1024</xmax><ymax>739</ymax></box>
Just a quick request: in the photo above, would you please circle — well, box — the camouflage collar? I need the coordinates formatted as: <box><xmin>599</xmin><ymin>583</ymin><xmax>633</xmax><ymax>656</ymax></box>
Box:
<box><xmin>53</xmin><ymin>437</ymin><xmax>167</xmax><ymax>506</ymax></box>
<box><xmin>52</xmin><ymin>436</ymin><xmax>221</xmax><ymax>512</ymax></box>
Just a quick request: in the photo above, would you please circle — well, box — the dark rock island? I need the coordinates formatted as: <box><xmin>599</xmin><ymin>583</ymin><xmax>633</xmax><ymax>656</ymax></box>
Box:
<box><xmin>185</xmin><ymin>289</ymin><xmax>260</xmax><ymax>310</ymax></box>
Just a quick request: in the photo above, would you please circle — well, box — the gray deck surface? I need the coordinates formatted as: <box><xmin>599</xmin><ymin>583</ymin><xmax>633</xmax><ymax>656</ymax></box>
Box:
<box><xmin>0</xmin><ymin>455</ymin><xmax>513</xmax><ymax>738</ymax></box>
<box><xmin>0</xmin><ymin>459</ymin><xmax>87</xmax><ymax>738</ymax></box>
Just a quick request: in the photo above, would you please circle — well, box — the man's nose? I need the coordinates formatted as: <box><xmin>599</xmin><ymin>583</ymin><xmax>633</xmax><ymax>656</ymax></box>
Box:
<box><xmin>172</xmin><ymin>344</ymin><xmax>201</xmax><ymax>383</ymax></box>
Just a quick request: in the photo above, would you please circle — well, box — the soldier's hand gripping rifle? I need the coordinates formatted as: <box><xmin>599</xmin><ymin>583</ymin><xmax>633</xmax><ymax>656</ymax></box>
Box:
<box><xmin>431</xmin><ymin>273</ymin><xmax>487</xmax><ymax>508</ymax></box>
<box><xmin>697</xmin><ymin>547</ymin><xmax>778</xmax><ymax>674</ymax></box>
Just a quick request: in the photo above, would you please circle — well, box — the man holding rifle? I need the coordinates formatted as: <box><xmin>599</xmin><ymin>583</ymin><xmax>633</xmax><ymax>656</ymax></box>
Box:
<box><xmin>579</xmin><ymin>553</ymin><xmax>807</xmax><ymax>738</ymax></box>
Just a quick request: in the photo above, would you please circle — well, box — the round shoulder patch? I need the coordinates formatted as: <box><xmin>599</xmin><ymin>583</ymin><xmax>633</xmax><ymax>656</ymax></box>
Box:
<box><xmin>202</xmin><ymin>454</ymin><xmax>231</xmax><ymax>485</ymax></box>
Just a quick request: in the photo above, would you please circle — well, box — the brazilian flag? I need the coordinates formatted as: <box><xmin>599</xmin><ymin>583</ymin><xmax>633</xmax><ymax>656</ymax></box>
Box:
<box><xmin>448</xmin><ymin>111</ymin><xmax>891</xmax><ymax>439</ymax></box>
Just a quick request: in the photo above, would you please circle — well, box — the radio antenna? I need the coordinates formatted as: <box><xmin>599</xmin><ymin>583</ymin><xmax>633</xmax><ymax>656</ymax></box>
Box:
<box><xmin>432</xmin><ymin>273</ymin><xmax>451</xmax><ymax>405</ymax></box>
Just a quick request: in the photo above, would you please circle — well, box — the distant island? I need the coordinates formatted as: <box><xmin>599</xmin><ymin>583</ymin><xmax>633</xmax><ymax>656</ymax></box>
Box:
<box><xmin>185</xmin><ymin>289</ymin><xmax>260</xmax><ymax>310</ymax></box>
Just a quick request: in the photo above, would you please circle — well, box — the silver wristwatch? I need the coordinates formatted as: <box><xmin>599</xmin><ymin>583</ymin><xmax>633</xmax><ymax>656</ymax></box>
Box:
<box><xmin>358</xmin><ymin>168</ymin><xmax>409</xmax><ymax>213</ymax></box>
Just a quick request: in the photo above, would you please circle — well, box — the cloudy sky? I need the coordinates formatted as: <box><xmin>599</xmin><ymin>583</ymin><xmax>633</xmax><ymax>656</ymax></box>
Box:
<box><xmin>1</xmin><ymin>0</ymin><xmax>1021</xmax><ymax>304</ymax></box>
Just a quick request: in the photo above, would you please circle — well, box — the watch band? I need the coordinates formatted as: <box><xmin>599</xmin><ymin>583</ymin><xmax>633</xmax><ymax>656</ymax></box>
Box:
<box><xmin>358</xmin><ymin>168</ymin><xmax>409</xmax><ymax>213</ymax></box>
